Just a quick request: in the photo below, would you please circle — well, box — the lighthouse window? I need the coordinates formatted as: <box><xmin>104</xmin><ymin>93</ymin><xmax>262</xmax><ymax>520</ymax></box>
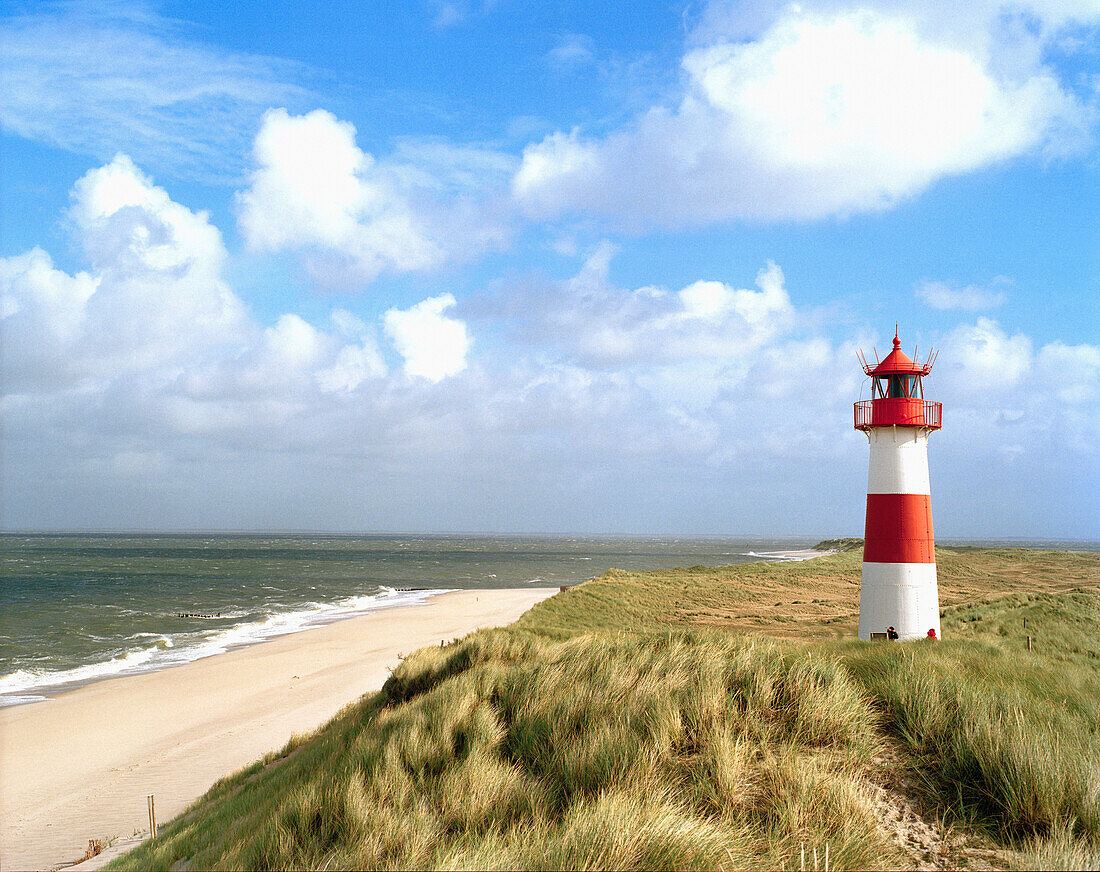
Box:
<box><xmin>878</xmin><ymin>375</ymin><xmax>921</xmax><ymax>398</ymax></box>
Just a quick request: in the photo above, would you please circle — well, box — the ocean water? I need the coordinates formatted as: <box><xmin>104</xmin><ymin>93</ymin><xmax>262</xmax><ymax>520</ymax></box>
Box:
<box><xmin>0</xmin><ymin>533</ymin><xmax>812</xmax><ymax>706</ymax></box>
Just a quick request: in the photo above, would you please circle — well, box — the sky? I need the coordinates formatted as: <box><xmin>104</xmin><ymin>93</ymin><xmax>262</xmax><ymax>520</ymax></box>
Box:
<box><xmin>2</xmin><ymin>0</ymin><xmax>1098</xmax><ymax>538</ymax></box>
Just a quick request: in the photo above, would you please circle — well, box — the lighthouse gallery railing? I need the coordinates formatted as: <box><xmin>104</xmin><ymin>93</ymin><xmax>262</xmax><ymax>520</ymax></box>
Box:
<box><xmin>854</xmin><ymin>400</ymin><xmax>941</xmax><ymax>431</ymax></box>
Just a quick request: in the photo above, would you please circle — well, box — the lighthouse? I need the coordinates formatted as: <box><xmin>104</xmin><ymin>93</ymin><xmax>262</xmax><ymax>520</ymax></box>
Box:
<box><xmin>854</xmin><ymin>330</ymin><xmax>942</xmax><ymax>641</ymax></box>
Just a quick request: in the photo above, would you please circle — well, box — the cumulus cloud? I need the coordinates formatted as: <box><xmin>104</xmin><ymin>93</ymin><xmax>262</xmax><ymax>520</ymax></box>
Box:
<box><xmin>487</xmin><ymin>242</ymin><xmax>795</xmax><ymax>370</ymax></box>
<box><xmin>0</xmin><ymin>248</ymin><xmax>98</xmax><ymax>389</ymax></box>
<box><xmin>2</xmin><ymin>154</ymin><xmax>252</xmax><ymax>391</ymax></box>
<box><xmin>916</xmin><ymin>278</ymin><xmax>1009</xmax><ymax>311</ymax></box>
<box><xmin>4</xmin><ymin>158</ymin><xmax>1097</xmax><ymax>535</ymax></box>
<box><xmin>944</xmin><ymin>317</ymin><xmax>1033</xmax><ymax>388</ymax></box>
<box><xmin>0</xmin><ymin>153</ymin><xmax>404</xmax><ymax>442</ymax></box>
<box><xmin>237</xmin><ymin>109</ymin><xmax>512</xmax><ymax>286</ymax></box>
<box><xmin>0</xmin><ymin>6</ymin><xmax>308</xmax><ymax>180</ymax></box>
<box><xmin>384</xmin><ymin>294</ymin><xmax>472</xmax><ymax>382</ymax></box>
<box><xmin>930</xmin><ymin>317</ymin><xmax>1100</xmax><ymax>470</ymax></box>
<box><xmin>238</xmin><ymin>109</ymin><xmax>443</xmax><ymax>280</ymax></box>
<box><xmin>513</xmin><ymin>5</ymin><xmax>1090</xmax><ymax>227</ymax></box>
<box><xmin>1035</xmin><ymin>342</ymin><xmax>1100</xmax><ymax>405</ymax></box>
<box><xmin>692</xmin><ymin>0</ymin><xmax>1100</xmax><ymax>48</ymax></box>
<box><xmin>932</xmin><ymin>317</ymin><xmax>1097</xmax><ymax>444</ymax></box>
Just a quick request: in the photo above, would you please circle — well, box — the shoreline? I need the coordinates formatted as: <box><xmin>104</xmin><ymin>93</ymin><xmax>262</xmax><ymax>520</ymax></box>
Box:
<box><xmin>0</xmin><ymin>588</ymin><xmax>447</xmax><ymax>710</ymax></box>
<box><xmin>744</xmin><ymin>548</ymin><xmax>833</xmax><ymax>561</ymax></box>
<box><xmin>0</xmin><ymin>587</ymin><xmax>557</xmax><ymax>872</ymax></box>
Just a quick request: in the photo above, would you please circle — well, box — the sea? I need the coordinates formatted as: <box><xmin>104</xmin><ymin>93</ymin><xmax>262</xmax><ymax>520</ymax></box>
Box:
<box><xmin>0</xmin><ymin>533</ymin><xmax>817</xmax><ymax>707</ymax></box>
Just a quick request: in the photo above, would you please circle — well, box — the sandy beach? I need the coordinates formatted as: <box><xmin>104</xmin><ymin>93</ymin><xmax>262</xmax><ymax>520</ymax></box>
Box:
<box><xmin>743</xmin><ymin>549</ymin><xmax>833</xmax><ymax>561</ymax></box>
<box><xmin>0</xmin><ymin>587</ymin><xmax>557</xmax><ymax>871</ymax></box>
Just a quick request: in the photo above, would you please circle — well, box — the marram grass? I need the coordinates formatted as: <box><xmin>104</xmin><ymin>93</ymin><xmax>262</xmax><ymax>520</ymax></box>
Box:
<box><xmin>110</xmin><ymin>547</ymin><xmax>1100</xmax><ymax>871</ymax></box>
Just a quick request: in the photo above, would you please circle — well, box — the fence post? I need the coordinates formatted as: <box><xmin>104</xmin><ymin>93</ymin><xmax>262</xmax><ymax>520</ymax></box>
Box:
<box><xmin>147</xmin><ymin>793</ymin><xmax>157</xmax><ymax>838</ymax></box>
<box><xmin>1027</xmin><ymin>635</ymin><xmax>1032</xmax><ymax>651</ymax></box>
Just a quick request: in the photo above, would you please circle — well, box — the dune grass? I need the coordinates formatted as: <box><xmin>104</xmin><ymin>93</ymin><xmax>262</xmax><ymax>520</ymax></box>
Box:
<box><xmin>110</xmin><ymin>547</ymin><xmax>1100</xmax><ymax>871</ymax></box>
<box><xmin>837</xmin><ymin>594</ymin><xmax>1100</xmax><ymax>841</ymax></box>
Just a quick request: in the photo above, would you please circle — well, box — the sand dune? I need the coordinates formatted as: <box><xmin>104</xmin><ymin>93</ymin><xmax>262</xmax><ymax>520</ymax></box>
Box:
<box><xmin>0</xmin><ymin>588</ymin><xmax>556</xmax><ymax>871</ymax></box>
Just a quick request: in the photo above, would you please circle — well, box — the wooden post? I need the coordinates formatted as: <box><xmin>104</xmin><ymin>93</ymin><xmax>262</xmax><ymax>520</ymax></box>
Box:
<box><xmin>1027</xmin><ymin>635</ymin><xmax>1032</xmax><ymax>651</ymax></box>
<box><xmin>147</xmin><ymin>793</ymin><xmax>157</xmax><ymax>838</ymax></box>
<box><xmin>813</xmin><ymin>845</ymin><xmax>819</xmax><ymax>871</ymax></box>
<box><xmin>800</xmin><ymin>842</ymin><xmax>805</xmax><ymax>871</ymax></box>
<box><xmin>825</xmin><ymin>843</ymin><xmax>830</xmax><ymax>872</ymax></box>
<box><xmin>1023</xmin><ymin>617</ymin><xmax>1027</xmax><ymax>629</ymax></box>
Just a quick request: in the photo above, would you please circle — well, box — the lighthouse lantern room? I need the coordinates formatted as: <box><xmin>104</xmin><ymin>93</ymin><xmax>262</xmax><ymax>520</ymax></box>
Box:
<box><xmin>854</xmin><ymin>330</ymin><xmax>942</xmax><ymax>641</ymax></box>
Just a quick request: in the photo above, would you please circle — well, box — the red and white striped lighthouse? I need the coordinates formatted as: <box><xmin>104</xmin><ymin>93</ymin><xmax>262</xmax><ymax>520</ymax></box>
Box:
<box><xmin>854</xmin><ymin>331</ymin><xmax>942</xmax><ymax>641</ymax></box>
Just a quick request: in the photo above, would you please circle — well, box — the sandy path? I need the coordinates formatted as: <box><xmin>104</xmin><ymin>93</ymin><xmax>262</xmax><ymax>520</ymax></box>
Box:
<box><xmin>0</xmin><ymin>588</ymin><xmax>557</xmax><ymax>871</ymax></box>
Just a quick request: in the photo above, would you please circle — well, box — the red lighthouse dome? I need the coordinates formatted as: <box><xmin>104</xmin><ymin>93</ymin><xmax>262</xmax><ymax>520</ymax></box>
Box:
<box><xmin>855</xmin><ymin>332</ymin><xmax>941</xmax><ymax>431</ymax></box>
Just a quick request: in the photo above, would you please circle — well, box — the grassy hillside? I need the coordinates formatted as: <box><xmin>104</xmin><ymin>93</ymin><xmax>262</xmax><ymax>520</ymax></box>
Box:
<box><xmin>110</xmin><ymin>548</ymin><xmax>1100</xmax><ymax>871</ymax></box>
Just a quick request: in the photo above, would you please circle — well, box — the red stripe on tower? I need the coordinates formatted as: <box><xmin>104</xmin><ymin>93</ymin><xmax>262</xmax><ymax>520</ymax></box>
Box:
<box><xmin>863</xmin><ymin>494</ymin><xmax>935</xmax><ymax>563</ymax></box>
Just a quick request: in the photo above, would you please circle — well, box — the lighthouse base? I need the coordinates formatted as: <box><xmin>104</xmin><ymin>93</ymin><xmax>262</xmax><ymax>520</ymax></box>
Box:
<box><xmin>858</xmin><ymin>562</ymin><xmax>941</xmax><ymax>641</ymax></box>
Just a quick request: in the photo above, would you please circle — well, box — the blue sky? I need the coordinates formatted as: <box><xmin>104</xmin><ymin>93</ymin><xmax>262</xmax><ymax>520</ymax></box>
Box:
<box><xmin>2</xmin><ymin>0</ymin><xmax>1098</xmax><ymax>537</ymax></box>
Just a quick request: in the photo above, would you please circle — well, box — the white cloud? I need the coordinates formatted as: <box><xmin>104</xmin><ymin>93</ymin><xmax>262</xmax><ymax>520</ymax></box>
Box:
<box><xmin>238</xmin><ymin>109</ymin><xmax>443</xmax><ymax>280</ymax></box>
<box><xmin>387</xmin><ymin>138</ymin><xmax>518</xmax><ymax>193</ymax></box>
<box><xmin>2</xmin><ymin>154</ymin><xmax>252</xmax><ymax>391</ymax></box>
<box><xmin>494</xmin><ymin>245</ymin><xmax>795</xmax><ymax>369</ymax></box>
<box><xmin>317</xmin><ymin>343</ymin><xmax>388</xmax><ymax>394</ymax></box>
<box><xmin>383</xmin><ymin>294</ymin><xmax>472</xmax><ymax>382</ymax></box>
<box><xmin>0</xmin><ymin>153</ymin><xmax>397</xmax><ymax>417</ymax></box>
<box><xmin>944</xmin><ymin>317</ymin><xmax>1033</xmax><ymax>388</ymax></box>
<box><xmin>0</xmin><ymin>7</ymin><xmax>307</xmax><ymax>179</ymax></box>
<box><xmin>930</xmin><ymin>318</ymin><xmax>1100</xmax><ymax>470</ymax></box>
<box><xmin>237</xmin><ymin>109</ymin><xmax>512</xmax><ymax>286</ymax></box>
<box><xmin>3</xmin><ymin>158</ymin><xmax>1097</xmax><ymax>536</ymax></box>
<box><xmin>513</xmin><ymin>6</ymin><xmax>1089</xmax><ymax>227</ymax></box>
<box><xmin>677</xmin><ymin>263</ymin><xmax>790</xmax><ymax>328</ymax></box>
<box><xmin>0</xmin><ymin>248</ymin><xmax>98</xmax><ymax>389</ymax></box>
<box><xmin>693</xmin><ymin>1</ymin><xmax>1100</xmax><ymax>48</ymax></box>
<box><xmin>545</xmin><ymin>34</ymin><xmax>596</xmax><ymax>72</ymax></box>
<box><xmin>429</xmin><ymin>0</ymin><xmax>499</xmax><ymax>27</ymax></box>
<box><xmin>0</xmin><ymin>248</ymin><xmax>95</xmax><ymax>339</ymax></box>
<box><xmin>1035</xmin><ymin>341</ymin><xmax>1100</xmax><ymax>404</ymax></box>
<box><xmin>261</xmin><ymin>314</ymin><xmax>328</xmax><ymax>371</ymax></box>
<box><xmin>915</xmin><ymin>278</ymin><xmax>1009</xmax><ymax>310</ymax></box>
